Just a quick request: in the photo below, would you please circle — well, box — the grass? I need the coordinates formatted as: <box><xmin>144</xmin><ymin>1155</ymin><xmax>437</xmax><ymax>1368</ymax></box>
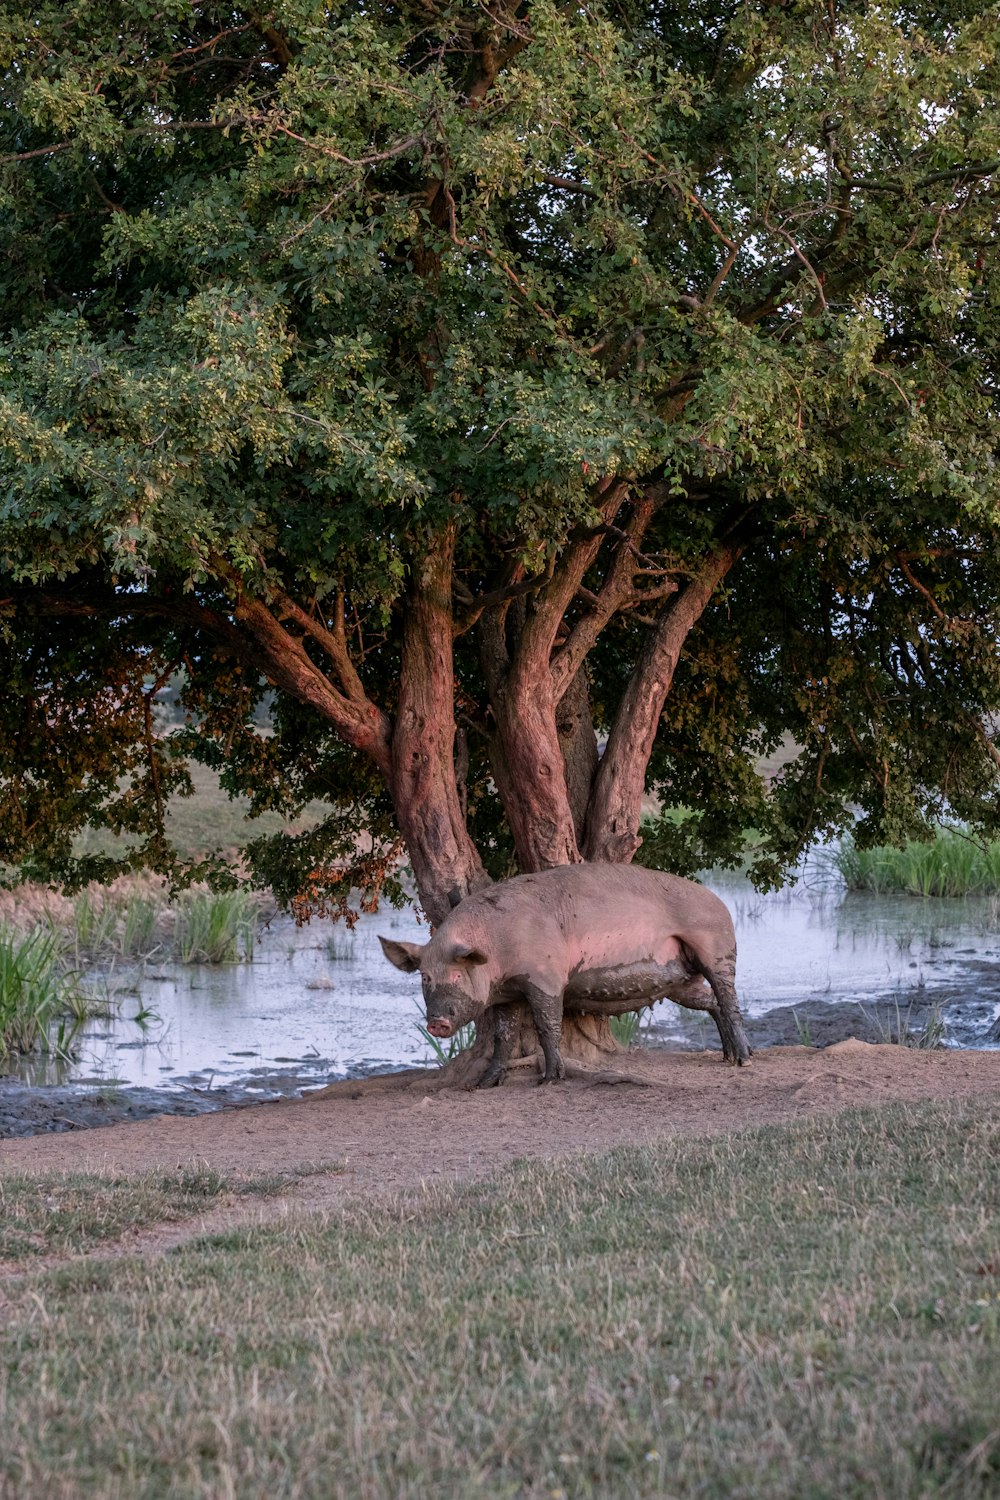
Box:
<box><xmin>414</xmin><ymin>1001</ymin><xmax>477</xmax><ymax>1063</ymax></box>
<box><xmin>71</xmin><ymin>887</ymin><xmax>167</xmax><ymax>960</ymax></box>
<box><xmin>610</xmin><ymin>1008</ymin><xmax>647</xmax><ymax>1046</ymax></box>
<box><xmin>0</xmin><ymin>881</ymin><xmax>267</xmax><ymax>969</ymax></box>
<box><xmin>0</xmin><ymin>882</ymin><xmax>264</xmax><ymax>1062</ymax></box>
<box><xmin>173</xmin><ymin>890</ymin><xmax>262</xmax><ymax>963</ymax></box>
<box><xmin>73</xmin><ymin>762</ymin><xmax>329</xmax><ymax>861</ymax></box>
<box><xmin>0</xmin><ymin>1166</ymin><xmax>307</xmax><ymax>1262</ymax></box>
<box><xmin>835</xmin><ymin>829</ymin><xmax>1000</xmax><ymax>897</ymax></box>
<box><xmin>0</xmin><ymin>926</ymin><xmax>91</xmax><ymax>1063</ymax></box>
<box><xmin>861</xmin><ymin>999</ymin><xmax>947</xmax><ymax>1050</ymax></box>
<box><xmin>2</xmin><ymin>1097</ymin><xmax>999</xmax><ymax>1498</ymax></box>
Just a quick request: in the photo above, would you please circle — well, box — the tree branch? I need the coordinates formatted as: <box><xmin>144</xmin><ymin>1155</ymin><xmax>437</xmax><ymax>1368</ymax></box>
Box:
<box><xmin>511</xmin><ymin>478</ymin><xmax>631</xmax><ymax>682</ymax></box>
<box><xmin>454</xmin><ymin>567</ymin><xmax>551</xmax><ymax>636</ymax></box>
<box><xmin>269</xmin><ymin>588</ymin><xmax>368</xmax><ymax>703</ymax></box>
<box><xmin>550</xmin><ymin>496</ymin><xmax>660</xmax><ymax>701</ymax></box>
<box><xmin>232</xmin><ymin>592</ymin><xmax>394</xmax><ymax>775</ymax></box>
<box><xmin>583</xmin><ymin>545</ymin><xmax>742</xmax><ymax>863</ymax></box>
<box><xmin>539</xmin><ymin>173</ymin><xmax>598</xmax><ymax>197</ymax></box>
<box><xmin>22</xmin><ymin>587</ymin><xmax>393</xmax><ymax>777</ymax></box>
<box><xmin>845</xmin><ymin>160</ymin><xmax>999</xmax><ymax>195</ymax></box>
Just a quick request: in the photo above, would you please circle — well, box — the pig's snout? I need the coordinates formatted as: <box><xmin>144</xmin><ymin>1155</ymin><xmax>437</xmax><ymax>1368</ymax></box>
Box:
<box><xmin>423</xmin><ymin>982</ymin><xmax>477</xmax><ymax>1037</ymax></box>
<box><xmin>426</xmin><ymin>995</ymin><xmax>460</xmax><ymax>1037</ymax></box>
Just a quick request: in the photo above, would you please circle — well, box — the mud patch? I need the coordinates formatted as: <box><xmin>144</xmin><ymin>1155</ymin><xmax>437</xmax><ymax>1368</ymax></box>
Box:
<box><xmin>0</xmin><ymin>1063</ymin><xmax>417</xmax><ymax>1139</ymax></box>
<box><xmin>0</xmin><ymin>1079</ymin><xmax>246</xmax><ymax>1139</ymax></box>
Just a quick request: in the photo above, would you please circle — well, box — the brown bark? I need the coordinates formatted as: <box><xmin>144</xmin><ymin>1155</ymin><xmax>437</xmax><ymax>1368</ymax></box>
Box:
<box><xmin>556</xmin><ymin>666</ymin><xmax>599</xmax><ymax>844</ymax></box>
<box><xmin>583</xmin><ymin>547</ymin><xmax>740</xmax><ymax>864</ymax></box>
<box><xmin>517</xmin><ymin>480</ymin><xmax>629</xmax><ymax>682</ymax></box>
<box><xmin>391</xmin><ymin>527</ymin><xmax>490</xmax><ymax>924</ymax></box>
<box><xmin>232</xmin><ymin>591</ymin><xmax>394</xmax><ymax>778</ymax></box>
<box><xmin>476</xmin><ymin>481</ymin><xmax>631</xmax><ymax>871</ymax></box>
<box><xmin>549</xmin><ymin>493</ymin><xmax>660</xmax><ymax>702</ymax></box>
<box><xmin>490</xmin><ymin>660</ymin><xmax>583</xmax><ymax>870</ymax></box>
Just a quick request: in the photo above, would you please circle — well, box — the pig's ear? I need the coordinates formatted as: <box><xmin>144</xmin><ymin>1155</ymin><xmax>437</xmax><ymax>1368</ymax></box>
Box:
<box><xmin>451</xmin><ymin>943</ymin><xmax>488</xmax><ymax>966</ymax></box>
<box><xmin>379</xmin><ymin>936</ymin><xmax>426</xmax><ymax>973</ymax></box>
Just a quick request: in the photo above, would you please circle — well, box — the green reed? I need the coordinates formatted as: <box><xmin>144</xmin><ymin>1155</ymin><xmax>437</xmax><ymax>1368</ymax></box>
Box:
<box><xmin>0</xmin><ymin>926</ymin><xmax>90</xmax><ymax>1061</ymax></box>
<box><xmin>835</xmin><ymin>828</ymin><xmax>1000</xmax><ymax>897</ymax></box>
<box><xmin>173</xmin><ymin>891</ymin><xmax>261</xmax><ymax>963</ymax></box>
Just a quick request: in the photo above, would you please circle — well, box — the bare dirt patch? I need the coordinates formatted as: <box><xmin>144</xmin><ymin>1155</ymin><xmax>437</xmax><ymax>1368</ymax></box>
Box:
<box><xmin>2</xmin><ymin>1043</ymin><xmax>999</xmax><ymax>1266</ymax></box>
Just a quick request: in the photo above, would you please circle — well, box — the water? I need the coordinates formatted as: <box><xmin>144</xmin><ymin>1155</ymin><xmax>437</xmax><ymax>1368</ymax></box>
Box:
<box><xmin>647</xmin><ymin>875</ymin><xmax>1000</xmax><ymax>1052</ymax></box>
<box><xmin>12</xmin><ymin>877</ymin><xmax>1000</xmax><ymax>1100</ymax></box>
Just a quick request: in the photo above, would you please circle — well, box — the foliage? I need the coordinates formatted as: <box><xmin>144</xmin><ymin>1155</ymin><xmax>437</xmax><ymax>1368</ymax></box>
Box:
<box><xmin>1</xmin><ymin>2</ymin><xmax>999</xmax><ymax>901</ymax></box>
<box><xmin>1</xmin><ymin>1100</ymin><xmax>999</xmax><ymax>1496</ymax></box>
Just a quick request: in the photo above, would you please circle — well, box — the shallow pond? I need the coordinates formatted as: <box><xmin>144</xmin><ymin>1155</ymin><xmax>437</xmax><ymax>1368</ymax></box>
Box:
<box><xmin>9</xmin><ymin>874</ymin><xmax>1000</xmax><ymax>1111</ymax></box>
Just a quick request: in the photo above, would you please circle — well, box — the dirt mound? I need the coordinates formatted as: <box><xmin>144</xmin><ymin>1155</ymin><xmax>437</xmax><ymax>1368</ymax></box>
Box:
<box><xmin>3</xmin><ymin>1047</ymin><xmax>998</xmax><ymax>1208</ymax></box>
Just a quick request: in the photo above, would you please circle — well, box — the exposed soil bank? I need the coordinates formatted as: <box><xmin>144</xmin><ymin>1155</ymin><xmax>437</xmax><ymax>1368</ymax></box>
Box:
<box><xmin>2</xmin><ymin>1045</ymin><xmax>999</xmax><ymax>1216</ymax></box>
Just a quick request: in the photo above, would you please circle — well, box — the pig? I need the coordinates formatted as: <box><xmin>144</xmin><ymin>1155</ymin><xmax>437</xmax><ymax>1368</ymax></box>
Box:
<box><xmin>379</xmin><ymin>863</ymin><xmax>751</xmax><ymax>1087</ymax></box>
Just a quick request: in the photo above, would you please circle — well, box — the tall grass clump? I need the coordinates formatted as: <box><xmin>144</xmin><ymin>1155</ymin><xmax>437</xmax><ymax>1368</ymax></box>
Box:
<box><xmin>610</xmin><ymin>1008</ymin><xmax>648</xmax><ymax>1046</ymax></box>
<box><xmin>0</xmin><ymin>926</ymin><xmax>89</xmax><ymax>1061</ymax></box>
<box><xmin>74</xmin><ymin>890</ymin><xmax>163</xmax><ymax>959</ymax></box>
<box><xmin>173</xmin><ymin>891</ymin><xmax>261</xmax><ymax>963</ymax></box>
<box><xmin>71</xmin><ymin>890</ymin><xmax>121</xmax><ymax>954</ymax></box>
<box><xmin>836</xmin><ymin>828</ymin><xmax>1000</xmax><ymax>897</ymax></box>
<box><xmin>0</xmin><ymin>878</ymin><xmax>172</xmax><ymax>965</ymax></box>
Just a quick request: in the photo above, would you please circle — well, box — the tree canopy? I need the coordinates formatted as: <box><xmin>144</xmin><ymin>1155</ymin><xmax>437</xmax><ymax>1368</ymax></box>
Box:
<box><xmin>1</xmin><ymin>0</ymin><xmax>999</xmax><ymax>921</ymax></box>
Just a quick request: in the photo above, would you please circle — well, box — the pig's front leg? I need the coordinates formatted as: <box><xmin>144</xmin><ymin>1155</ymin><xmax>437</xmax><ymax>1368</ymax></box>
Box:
<box><xmin>477</xmin><ymin>1005</ymin><xmax>518</xmax><ymax>1089</ymax></box>
<box><xmin>521</xmin><ymin>981</ymin><xmax>566</xmax><ymax>1083</ymax></box>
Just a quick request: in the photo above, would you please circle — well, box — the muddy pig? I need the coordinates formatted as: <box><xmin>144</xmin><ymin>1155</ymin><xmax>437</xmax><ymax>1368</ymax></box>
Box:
<box><xmin>380</xmin><ymin>863</ymin><xmax>751</xmax><ymax>1087</ymax></box>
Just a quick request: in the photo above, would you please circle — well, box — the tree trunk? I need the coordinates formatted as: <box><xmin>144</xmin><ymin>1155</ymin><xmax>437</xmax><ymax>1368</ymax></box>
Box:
<box><xmin>556</xmin><ymin>665</ymin><xmax>599</xmax><ymax>844</ymax></box>
<box><xmin>490</xmin><ymin>662</ymin><xmax>583</xmax><ymax>870</ymax></box>
<box><xmin>391</xmin><ymin>527</ymin><xmax>490</xmax><ymax>925</ymax></box>
<box><xmin>584</xmin><ymin>548</ymin><xmax>740</xmax><ymax>863</ymax></box>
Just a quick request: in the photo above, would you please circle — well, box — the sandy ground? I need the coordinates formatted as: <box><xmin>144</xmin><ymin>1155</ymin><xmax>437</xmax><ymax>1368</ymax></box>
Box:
<box><xmin>2</xmin><ymin>1043</ymin><xmax>1000</xmax><ymax>1266</ymax></box>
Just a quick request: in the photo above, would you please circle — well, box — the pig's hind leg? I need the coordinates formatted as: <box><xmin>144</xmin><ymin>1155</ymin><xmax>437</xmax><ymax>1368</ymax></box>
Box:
<box><xmin>682</xmin><ymin>940</ymin><xmax>752</xmax><ymax>1066</ymax></box>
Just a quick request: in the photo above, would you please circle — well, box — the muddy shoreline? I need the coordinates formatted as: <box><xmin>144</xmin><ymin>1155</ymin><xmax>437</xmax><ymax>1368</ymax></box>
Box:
<box><xmin>4</xmin><ymin>991</ymin><xmax>997</xmax><ymax>1140</ymax></box>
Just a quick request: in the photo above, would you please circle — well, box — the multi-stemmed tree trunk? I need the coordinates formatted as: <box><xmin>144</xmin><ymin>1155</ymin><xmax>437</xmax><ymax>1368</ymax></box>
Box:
<box><xmin>225</xmin><ymin>509</ymin><xmax>742</xmax><ymax>920</ymax></box>
<box><xmin>207</xmin><ymin>504</ymin><xmax>743</xmax><ymax>1076</ymax></box>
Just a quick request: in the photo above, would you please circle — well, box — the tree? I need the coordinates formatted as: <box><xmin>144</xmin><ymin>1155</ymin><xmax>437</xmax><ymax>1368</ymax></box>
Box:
<box><xmin>2</xmin><ymin>1</ymin><xmax>999</xmax><ymax>964</ymax></box>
